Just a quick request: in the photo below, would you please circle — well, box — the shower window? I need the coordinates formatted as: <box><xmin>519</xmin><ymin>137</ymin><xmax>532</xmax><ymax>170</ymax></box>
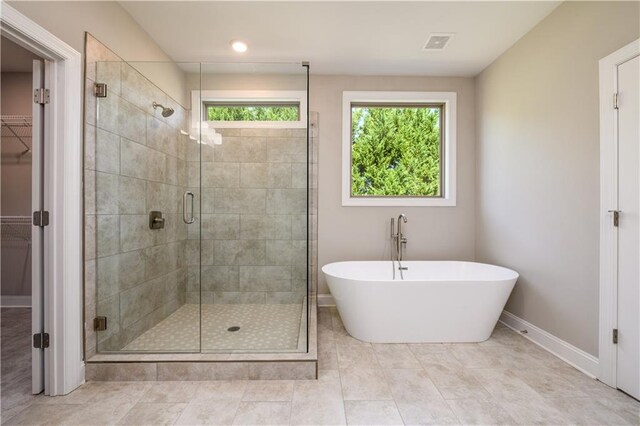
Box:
<box><xmin>192</xmin><ymin>90</ymin><xmax>307</xmax><ymax>129</ymax></box>
<box><xmin>205</xmin><ymin>102</ymin><xmax>299</xmax><ymax>121</ymax></box>
<box><xmin>341</xmin><ymin>91</ymin><xmax>457</xmax><ymax>207</ymax></box>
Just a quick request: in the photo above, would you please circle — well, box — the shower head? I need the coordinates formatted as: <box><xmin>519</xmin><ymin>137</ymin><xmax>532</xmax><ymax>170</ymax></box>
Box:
<box><xmin>152</xmin><ymin>102</ymin><xmax>175</xmax><ymax>118</ymax></box>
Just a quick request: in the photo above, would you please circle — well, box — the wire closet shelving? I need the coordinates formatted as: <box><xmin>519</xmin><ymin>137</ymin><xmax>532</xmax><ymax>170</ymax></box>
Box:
<box><xmin>1</xmin><ymin>216</ymin><xmax>32</xmax><ymax>242</ymax></box>
<box><xmin>1</xmin><ymin>115</ymin><xmax>32</xmax><ymax>162</ymax></box>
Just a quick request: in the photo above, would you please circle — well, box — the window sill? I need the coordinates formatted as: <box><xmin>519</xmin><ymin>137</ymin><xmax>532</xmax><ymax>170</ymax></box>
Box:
<box><xmin>341</xmin><ymin>196</ymin><xmax>456</xmax><ymax>207</ymax></box>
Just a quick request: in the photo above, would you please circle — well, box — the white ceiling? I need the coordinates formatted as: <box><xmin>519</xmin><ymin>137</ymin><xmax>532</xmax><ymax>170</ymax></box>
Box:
<box><xmin>121</xmin><ymin>1</ymin><xmax>560</xmax><ymax>77</ymax></box>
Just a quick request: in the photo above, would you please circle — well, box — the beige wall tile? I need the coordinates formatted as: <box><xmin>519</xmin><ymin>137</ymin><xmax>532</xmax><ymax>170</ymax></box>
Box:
<box><xmin>120</xmin><ymin>215</ymin><xmax>154</xmax><ymax>252</ymax></box>
<box><xmin>214</xmin><ymin>137</ymin><xmax>267</xmax><ymax>162</ymax></box>
<box><xmin>201</xmin><ymin>214</ymin><xmax>239</xmax><ymax>240</ymax></box>
<box><xmin>214</xmin><ymin>240</ymin><xmax>266</xmax><ymax>266</ymax></box>
<box><xmin>95</xmin><ymin>215</ymin><xmax>120</xmax><ymax>258</ymax></box>
<box><xmin>239</xmin><ymin>215</ymin><xmax>291</xmax><ymax>240</ymax></box>
<box><xmin>267</xmin><ymin>138</ymin><xmax>306</xmax><ymax>163</ymax></box>
<box><xmin>266</xmin><ymin>189</ymin><xmax>306</xmax><ymax>214</ymax></box>
<box><xmin>202</xmin><ymin>162</ymin><xmax>240</xmax><ymax>188</ymax></box>
<box><xmin>214</xmin><ymin>188</ymin><xmax>266</xmax><ymax>214</ymax></box>
<box><xmin>94</xmin><ymin>128</ymin><xmax>120</xmax><ymax>174</ymax></box>
<box><xmin>239</xmin><ymin>266</ymin><xmax>291</xmax><ymax>292</ymax></box>
<box><xmin>201</xmin><ymin>266</ymin><xmax>240</xmax><ymax>292</ymax></box>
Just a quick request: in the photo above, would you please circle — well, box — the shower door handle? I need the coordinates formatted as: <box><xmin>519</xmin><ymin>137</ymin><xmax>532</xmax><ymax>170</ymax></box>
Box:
<box><xmin>183</xmin><ymin>191</ymin><xmax>195</xmax><ymax>224</ymax></box>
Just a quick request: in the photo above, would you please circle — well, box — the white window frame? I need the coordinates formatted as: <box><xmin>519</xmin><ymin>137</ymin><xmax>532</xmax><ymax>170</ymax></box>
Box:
<box><xmin>191</xmin><ymin>90</ymin><xmax>307</xmax><ymax>129</ymax></box>
<box><xmin>341</xmin><ymin>91</ymin><xmax>457</xmax><ymax>207</ymax></box>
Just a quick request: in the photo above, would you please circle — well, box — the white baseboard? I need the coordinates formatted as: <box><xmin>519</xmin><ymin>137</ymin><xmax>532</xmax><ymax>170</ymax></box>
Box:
<box><xmin>1</xmin><ymin>295</ymin><xmax>32</xmax><ymax>308</ymax></box>
<box><xmin>499</xmin><ymin>310</ymin><xmax>599</xmax><ymax>378</ymax></box>
<box><xmin>317</xmin><ymin>294</ymin><xmax>336</xmax><ymax>307</ymax></box>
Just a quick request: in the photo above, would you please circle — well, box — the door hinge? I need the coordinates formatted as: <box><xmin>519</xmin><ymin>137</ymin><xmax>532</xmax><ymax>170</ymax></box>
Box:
<box><xmin>608</xmin><ymin>210</ymin><xmax>620</xmax><ymax>227</ymax></box>
<box><xmin>613</xmin><ymin>92</ymin><xmax>619</xmax><ymax>110</ymax></box>
<box><xmin>33</xmin><ymin>332</ymin><xmax>50</xmax><ymax>349</ymax></box>
<box><xmin>613</xmin><ymin>328</ymin><xmax>618</xmax><ymax>344</ymax></box>
<box><xmin>33</xmin><ymin>210</ymin><xmax>49</xmax><ymax>227</ymax></box>
<box><xmin>94</xmin><ymin>83</ymin><xmax>108</xmax><ymax>98</ymax></box>
<box><xmin>33</xmin><ymin>88</ymin><xmax>50</xmax><ymax>105</ymax></box>
<box><xmin>93</xmin><ymin>316</ymin><xmax>108</xmax><ymax>331</ymax></box>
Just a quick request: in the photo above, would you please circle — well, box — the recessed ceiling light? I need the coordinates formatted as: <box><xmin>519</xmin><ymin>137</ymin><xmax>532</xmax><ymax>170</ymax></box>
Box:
<box><xmin>231</xmin><ymin>40</ymin><xmax>248</xmax><ymax>53</ymax></box>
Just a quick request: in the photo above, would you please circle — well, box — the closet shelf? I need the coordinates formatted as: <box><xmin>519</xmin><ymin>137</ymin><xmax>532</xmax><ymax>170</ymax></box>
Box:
<box><xmin>1</xmin><ymin>115</ymin><xmax>32</xmax><ymax>158</ymax></box>
<box><xmin>1</xmin><ymin>216</ymin><xmax>32</xmax><ymax>242</ymax></box>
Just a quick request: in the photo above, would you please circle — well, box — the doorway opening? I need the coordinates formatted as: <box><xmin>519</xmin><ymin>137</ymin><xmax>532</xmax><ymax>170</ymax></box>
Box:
<box><xmin>1</xmin><ymin>36</ymin><xmax>46</xmax><ymax>412</ymax></box>
<box><xmin>1</xmin><ymin>3</ymin><xmax>83</xmax><ymax>399</ymax></box>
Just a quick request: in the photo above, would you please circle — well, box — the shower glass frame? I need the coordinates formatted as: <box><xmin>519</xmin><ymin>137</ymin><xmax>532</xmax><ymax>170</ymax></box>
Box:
<box><xmin>91</xmin><ymin>60</ymin><xmax>310</xmax><ymax>355</ymax></box>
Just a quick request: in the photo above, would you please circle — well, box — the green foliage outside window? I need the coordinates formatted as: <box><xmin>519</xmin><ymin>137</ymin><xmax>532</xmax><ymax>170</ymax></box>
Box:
<box><xmin>351</xmin><ymin>106</ymin><xmax>441</xmax><ymax>197</ymax></box>
<box><xmin>207</xmin><ymin>105</ymin><xmax>299</xmax><ymax>121</ymax></box>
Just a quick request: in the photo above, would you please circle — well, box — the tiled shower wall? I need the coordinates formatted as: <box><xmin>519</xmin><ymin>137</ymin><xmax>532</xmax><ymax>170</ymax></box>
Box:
<box><xmin>84</xmin><ymin>34</ymin><xmax>318</xmax><ymax>356</ymax></box>
<box><xmin>187</xmin><ymin>127</ymin><xmax>313</xmax><ymax>305</ymax></box>
<box><xmin>84</xmin><ymin>34</ymin><xmax>193</xmax><ymax>355</ymax></box>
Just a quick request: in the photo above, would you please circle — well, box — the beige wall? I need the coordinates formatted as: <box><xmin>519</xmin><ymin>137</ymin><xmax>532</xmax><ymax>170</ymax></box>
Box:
<box><xmin>475</xmin><ymin>1</ymin><xmax>640</xmax><ymax>356</ymax></box>
<box><xmin>312</xmin><ymin>75</ymin><xmax>476</xmax><ymax>294</ymax></box>
<box><xmin>7</xmin><ymin>1</ymin><xmax>188</xmax><ymax>106</ymax></box>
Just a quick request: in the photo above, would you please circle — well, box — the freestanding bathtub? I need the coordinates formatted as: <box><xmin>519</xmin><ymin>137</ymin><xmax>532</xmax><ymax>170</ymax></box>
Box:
<box><xmin>322</xmin><ymin>261</ymin><xmax>518</xmax><ymax>343</ymax></box>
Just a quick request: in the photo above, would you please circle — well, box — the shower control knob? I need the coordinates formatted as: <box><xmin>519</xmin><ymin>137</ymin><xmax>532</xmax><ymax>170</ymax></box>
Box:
<box><xmin>149</xmin><ymin>211</ymin><xmax>165</xmax><ymax>229</ymax></box>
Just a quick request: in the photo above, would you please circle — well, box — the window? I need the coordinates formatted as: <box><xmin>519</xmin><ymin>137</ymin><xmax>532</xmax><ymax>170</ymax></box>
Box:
<box><xmin>342</xmin><ymin>91</ymin><xmax>456</xmax><ymax>206</ymax></box>
<box><xmin>192</xmin><ymin>90</ymin><xmax>307</xmax><ymax>129</ymax></box>
<box><xmin>205</xmin><ymin>102</ymin><xmax>299</xmax><ymax>122</ymax></box>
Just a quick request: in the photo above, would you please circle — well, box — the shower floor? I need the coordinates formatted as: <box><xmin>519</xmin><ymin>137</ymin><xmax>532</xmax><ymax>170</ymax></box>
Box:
<box><xmin>123</xmin><ymin>303</ymin><xmax>303</xmax><ymax>352</ymax></box>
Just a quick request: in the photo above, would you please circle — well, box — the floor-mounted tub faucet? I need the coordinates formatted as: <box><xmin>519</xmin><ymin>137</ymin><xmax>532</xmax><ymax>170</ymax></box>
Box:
<box><xmin>393</xmin><ymin>214</ymin><xmax>408</xmax><ymax>261</ymax></box>
<box><xmin>390</xmin><ymin>214</ymin><xmax>408</xmax><ymax>279</ymax></box>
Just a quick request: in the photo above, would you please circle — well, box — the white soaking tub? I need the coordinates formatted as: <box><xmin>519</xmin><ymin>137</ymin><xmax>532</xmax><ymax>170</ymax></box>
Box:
<box><xmin>322</xmin><ymin>261</ymin><xmax>518</xmax><ymax>343</ymax></box>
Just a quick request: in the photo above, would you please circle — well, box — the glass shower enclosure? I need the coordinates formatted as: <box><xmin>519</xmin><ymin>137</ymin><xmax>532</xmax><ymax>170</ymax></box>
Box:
<box><xmin>89</xmin><ymin>59</ymin><xmax>309</xmax><ymax>354</ymax></box>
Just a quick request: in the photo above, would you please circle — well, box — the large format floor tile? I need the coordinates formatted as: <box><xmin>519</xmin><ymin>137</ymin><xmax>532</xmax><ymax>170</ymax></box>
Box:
<box><xmin>3</xmin><ymin>307</ymin><xmax>640</xmax><ymax>425</ymax></box>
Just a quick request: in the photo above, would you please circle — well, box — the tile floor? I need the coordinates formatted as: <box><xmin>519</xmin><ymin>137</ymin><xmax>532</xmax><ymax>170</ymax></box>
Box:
<box><xmin>123</xmin><ymin>304</ymin><xmax>303</xmax><ymax>352</ymax></box>
<box><xmin>3</xmin><ymin>307</ymin><xmax>640</xmax><ymax>425</ymax></box>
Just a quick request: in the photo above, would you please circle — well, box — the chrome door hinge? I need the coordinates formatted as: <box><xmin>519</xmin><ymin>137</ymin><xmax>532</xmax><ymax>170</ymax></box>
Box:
<box><xmin>94</xmin><ymin>83</ymin><xmax>108</xmax><ymax>98</ymax></box>
<box><xmin>33</xmin><ymin>88</ymin><xmax>50</xmax><ymax>105</ymax></box>
<box><xmin>613</xmin><ymin>328</ymin><xmax>618</xmax><ymax>344</ymax></box>
<box><xmin>93</xmin><ymin>316</ymin><xmax>108</xmax><ymax>331</ymax></box>
<box><xmin>33</xmin><ymin>332</ymin><xmax>49</xmax><ymax>349</ymax></box>
<box><xmin>33</xmin><ymin>210</ymin><xmax>49</xmax><ymax>227</ymax></box>
<box><xmin>614</xmin><ymin>92</ymin><xmax>619</xmax><ymax>110</ymax></box>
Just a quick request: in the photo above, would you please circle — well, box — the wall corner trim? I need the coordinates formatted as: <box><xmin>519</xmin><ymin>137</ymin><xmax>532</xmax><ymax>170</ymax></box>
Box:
<box><xmin>499</xmin><ymin>310</ymin><xmax>599</xmax><ymax>379</ymax></box>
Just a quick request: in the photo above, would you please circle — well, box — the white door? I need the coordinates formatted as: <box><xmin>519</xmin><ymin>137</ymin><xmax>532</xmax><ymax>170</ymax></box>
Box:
<box><xmin>31</xmin><ymin>59</ymin><xmax>45</xmax><ymax>394</ymax></box>
<box><xmin>616</xmin><ymin>54</ymin><xmax>640</xmax><ymax>400</ymax></box>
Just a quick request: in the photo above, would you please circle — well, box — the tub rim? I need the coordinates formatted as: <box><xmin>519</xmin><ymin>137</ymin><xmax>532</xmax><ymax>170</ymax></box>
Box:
<box><xmin>321</xmin><ymin>260</ymin><xmax>519</xmax><ymax>282</ymax></box>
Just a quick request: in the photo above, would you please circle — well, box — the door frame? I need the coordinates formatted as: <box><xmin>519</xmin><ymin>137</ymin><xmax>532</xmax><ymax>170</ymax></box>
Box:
<box><xmin>598</xmin><ymin>38</ymin><xmax>640</xmax><ymax>388</ymax></box>
<box><xmin>1</xmin><ymin>4</ymin><xmax>83</xmax><ymax>395</ymax></box>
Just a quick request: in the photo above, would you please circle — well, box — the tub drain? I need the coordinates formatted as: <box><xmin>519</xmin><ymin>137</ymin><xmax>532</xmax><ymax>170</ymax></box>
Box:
<box><xmin>227</xmin><ymin>326</ymin><xmax>240</xmax><ymax>332</ymax></box>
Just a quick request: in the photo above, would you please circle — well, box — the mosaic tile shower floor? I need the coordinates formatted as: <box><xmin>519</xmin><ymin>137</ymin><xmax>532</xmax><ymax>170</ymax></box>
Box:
<box><xmin>123</xmin><ymin>304</ymin><xmax>303</xmax><ymax>352</ymax></box>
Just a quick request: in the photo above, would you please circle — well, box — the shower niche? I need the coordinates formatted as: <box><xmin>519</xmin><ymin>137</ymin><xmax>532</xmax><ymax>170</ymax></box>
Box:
<box><xmin>84</xmin><ymin>34</ymin><xmax>316</xmax><ymax>376</ymax></box>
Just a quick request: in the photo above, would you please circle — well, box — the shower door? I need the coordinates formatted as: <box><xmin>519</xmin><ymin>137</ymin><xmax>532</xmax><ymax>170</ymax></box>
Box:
<box><xmin>198</xmin><ymin>62</ymin><xmax>310</xmax><ymax>353</ymax></box>
<box><xmin>90</xmin><ymin>59</ymin><xmax>309</xmax><ymax>354</ymax></box>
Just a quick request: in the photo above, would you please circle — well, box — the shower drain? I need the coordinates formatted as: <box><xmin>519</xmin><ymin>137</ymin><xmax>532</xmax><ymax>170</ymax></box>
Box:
<box><xmin>227</xmin><ymin>326</ymin><xmax>241</xmax><ymax>332</ymax></box>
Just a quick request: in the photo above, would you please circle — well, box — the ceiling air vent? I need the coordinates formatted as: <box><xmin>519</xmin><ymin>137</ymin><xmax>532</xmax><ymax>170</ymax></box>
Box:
<box><xmin>423</xmin><ymin>33</ymin><xmax>454</xmax><ymax>51</ymax></box>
